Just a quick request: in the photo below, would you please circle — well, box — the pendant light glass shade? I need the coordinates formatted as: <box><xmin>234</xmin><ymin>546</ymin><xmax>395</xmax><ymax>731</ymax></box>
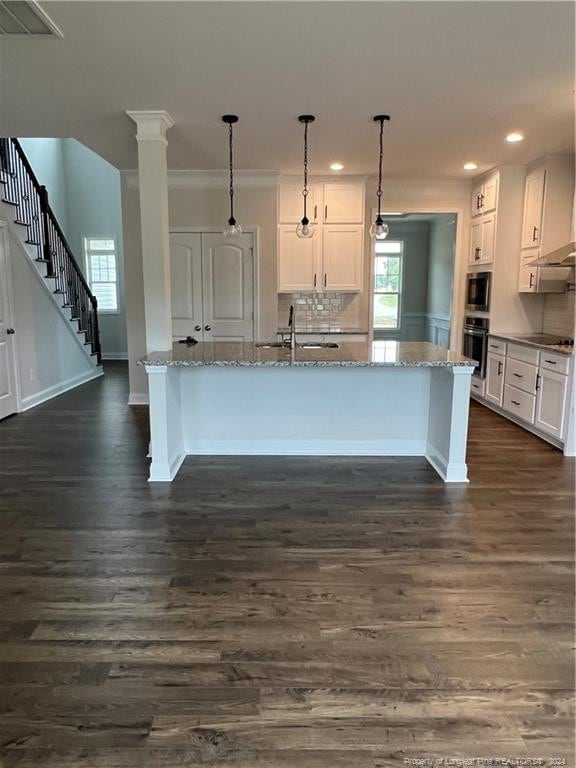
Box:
<box><xmin>370</xmin><ymin>114</ymin><xmax>391</xmax><ymax>239</ymax></box>
<box><xmin>222</xmin><ymin>115</ymin><xmax>242</xmax><ymax>239</ymax></box>
<box><xmin>296</xmin><ymin>115</ymin><xmax>315</xmax><ymax>240</ymax></box>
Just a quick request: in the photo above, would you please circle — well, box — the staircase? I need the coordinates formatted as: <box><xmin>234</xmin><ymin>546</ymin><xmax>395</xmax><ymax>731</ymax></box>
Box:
<box><xmin>0</xmin><ymin>138</ymin><xmax>101</xmax><ymax>364</ymax></box>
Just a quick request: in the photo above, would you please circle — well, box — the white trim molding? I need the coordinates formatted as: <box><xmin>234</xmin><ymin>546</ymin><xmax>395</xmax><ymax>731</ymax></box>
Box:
<box><xmin>126</xmin><ymin>111</ymin><xmax>175</xmax><ymax>144</ymax></box>
<box><xmin>123</xmin><ymin>169</ymin><xmax>279</xmax><ymax>191</ymax></box>
<box><xmin>20</xmin><ymin>368</ymin><xmax>103</xmax><ymax>412</ymax></box>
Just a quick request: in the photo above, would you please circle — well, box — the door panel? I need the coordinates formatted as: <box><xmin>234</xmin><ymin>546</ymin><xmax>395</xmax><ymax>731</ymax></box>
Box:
<box><xmin>534</xmin><ymin>369</ymin><xmax>567</xmax><ymax>439</ymax></box>
<box><xmin>322</xmin><ymin>225</ymin><xmax>363</xmax><ymax>291</ymax></box>
<box><xmin>202</xmin><ymin>233</ymin><xmax>254</xmax><ymax>341</ymax></box>
<box><xmin>278</xmin><ymin>226</ymin><xmax>319</xmax><ymax>292</ymax></box>
<box><xmin>323</xmin><ymin>184</ymin><xmax>364</xmax><ymax>224</ymax></box>
<box><xmin>485</xmin><ymin>352</ymin><xmax>505</xmax><ymax>406</ymax></box>
<box><xmin>279</xmin><ymin>183</ymin><xmax>319</xmax><ymax>225</ymax></box>
<box><xmin>170</xmin><ymin>233</ymin><xmax>203</xmax><ymax>339</ymax></box>
<box><xmin>0</xmin><ymin>231</ymin><xmax>17</xmax><ymax>420</ymax></box>
<box><xmin>521</xmin><ymin>168</ymin><xmax>546</xmax><ymax>248</ymax></box>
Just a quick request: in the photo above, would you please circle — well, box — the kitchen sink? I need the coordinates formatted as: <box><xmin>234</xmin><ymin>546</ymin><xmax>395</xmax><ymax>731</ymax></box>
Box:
<box><xmin>255</xmin><ymin>341</ymin><xmax>339</xmax><ymax>350</ymax></box>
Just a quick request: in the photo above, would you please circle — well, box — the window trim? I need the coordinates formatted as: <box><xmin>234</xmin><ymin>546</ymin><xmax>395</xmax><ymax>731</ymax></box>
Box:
<box><xmin>83</xmin><ymin>235</ymin><xmax>120</xmax><ymax>315</ymax></box>
<box><xmin>373</xmin><ymin>239</ymin><xmax>404</xmax><ymax>334</ymax></box>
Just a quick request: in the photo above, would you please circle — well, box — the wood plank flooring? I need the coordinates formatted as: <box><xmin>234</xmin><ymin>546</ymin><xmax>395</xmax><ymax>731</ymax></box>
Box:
<box><xmin>0</xmin><ymin>361</ymin><xmax>573</xmax><ymax>767</ymax></box>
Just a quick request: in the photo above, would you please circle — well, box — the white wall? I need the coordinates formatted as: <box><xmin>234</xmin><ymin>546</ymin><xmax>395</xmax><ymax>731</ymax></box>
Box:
<box><xmin>16</xmin><ymin>138</ymin><xmax>128</xmax><ymax>359</ymax></box>
<box><xmin>122</xmin><ymin>175</ymin><xmax>278</xmax><ymax>402</ymax></box>
<box><xmin>4</xmin><ymin>222</ymin><xmax>100</xmax><ymax>409</ymax></box>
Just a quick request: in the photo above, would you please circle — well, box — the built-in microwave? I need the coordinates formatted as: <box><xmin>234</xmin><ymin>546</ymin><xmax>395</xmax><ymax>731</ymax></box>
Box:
<box><xmin>466</xmin><ymin>272</ymin><xmax>491</xmax><ymax>313</ymax></box>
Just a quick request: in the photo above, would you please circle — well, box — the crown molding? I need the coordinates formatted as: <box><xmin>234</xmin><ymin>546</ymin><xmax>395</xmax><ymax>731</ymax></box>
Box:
<box><xmin>126</xmin><ymin>111</ymin><xmax>175</xmax><ymax>143</ymax></box>
<box><xmin>122</xmin><ymin>169</ymin><xmax>280</xmax><ymax>190</ymax></box>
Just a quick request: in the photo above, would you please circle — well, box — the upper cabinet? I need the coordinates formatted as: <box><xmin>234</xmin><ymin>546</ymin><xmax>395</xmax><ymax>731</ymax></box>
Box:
<box><xmin>518</xmin><ymin>157</ymin><xmax>574</xmax><ymax>293</ymax></box>
<box><xmin>277</xmin><ymin>180</ymin><xmax>365</xmax><ymax>292</ymax></box>
<box><xmin>471</xmin><ymin>171</ymin><xmax>499</xmax><ymax>218</ymax></box>
<box><xmin>520</xmin><ymin>167</ymin><xmax>546</xmax><ymax>249</ymax></box>
<box><xmin>322</xmin><ymin>183</ymin><xmax>365</xmax><ymax>224</ymax></box>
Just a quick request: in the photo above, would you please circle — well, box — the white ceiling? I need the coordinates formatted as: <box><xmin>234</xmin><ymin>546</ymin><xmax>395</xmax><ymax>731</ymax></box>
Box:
<box><xmin>1</xmin><ymin>1</ymin><xmax>574</xmax><ymax>177</ymax></box>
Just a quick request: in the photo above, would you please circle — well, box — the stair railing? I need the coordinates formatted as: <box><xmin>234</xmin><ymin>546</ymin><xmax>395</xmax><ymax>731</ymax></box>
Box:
<box><xmin>0</xmin><ymin>137</ymin><xmax>101</xmax><ymax>364</ymax></box>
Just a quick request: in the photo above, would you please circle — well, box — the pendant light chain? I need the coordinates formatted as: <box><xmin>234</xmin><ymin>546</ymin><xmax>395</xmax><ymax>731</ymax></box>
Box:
<box><xmin>377</xmin><ymin>118</ymin><xmax>384</xmax><ymax>217</ymax></box>
<box><xmin>370</xmin><ymin>114</ymin><xmax>391</xmax><ymax>239</ymax></box>
<box><xmin>228</xmin><ymin>122</ymin><xmax>235</xmax><ymax>223</ymax></box>
<box><xmin>302</xmin><ymin>119</ymin><xmax>309</xmax><ymax>220</ymax></box>
<box><xmin>296</xmin><ymin>115</ymin><xmax>315</xmax><ymax>239</ymax></box>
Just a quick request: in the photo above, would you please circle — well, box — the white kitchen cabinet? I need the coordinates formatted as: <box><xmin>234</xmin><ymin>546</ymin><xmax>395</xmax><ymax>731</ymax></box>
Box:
<box><xmin>322</xmin><ymin>225</ymin><xmax>364</xmax><ymax>291</ymax></box>
<box><xmin>520</xmin><ymin>167</ymin><xmax>546</xmax><ymax>249</ymax></box>
<box><xmin>518</xmin><ymin>251</ymin><xmax>539</xmax><ymax>293</ymax></box>
<box><xmin>534</xmin><ymin>367</ymin><xmax>568</xmax><ymax>439</ymax></box>
<box><xmin>471</xmin><ymin>171</ymin><xmax>499</xmax><ymax>218</ymax></box>
<box><xmin>322</xmin><ymin>183</ymin><xmax>364</xmax><ymax>224</ymax></box>
<box><xmin>278</xmin><ymin>183</ymin><xmax>320</xmax><ymax>225</ymax></box>
<box><xmin>485</xmin><ymin>351</ymin><xmax>506</xmax><ymax>406</ymax></box>
<box><xmin>503</xmin><ymin>384</ymin><xmax>536</xmax><ymax>424</ymax></box>
<box><xmin>468</xmin><ymin>213</ymin><xmax>496</xmax><ymax>266</ymax></box>
<box><xmin>277</xmin><ymin>225</ymin><xmax>320</xmax><ymax>292</ymax></box>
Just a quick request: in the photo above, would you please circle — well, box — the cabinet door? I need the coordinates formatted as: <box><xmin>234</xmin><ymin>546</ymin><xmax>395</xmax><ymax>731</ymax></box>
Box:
<box><xmin>478</xmin><ymin>213</ymin><xmax>496</xmax><ymax>265</ymax></box>
<box><xmin>534</xmin><ymin>368</ymin><xmax>568</xmax><ymax>439</ymax></box>
<box><xmin>279</xmin><ymin>183</ymin><xmax>319</xmax><ymax>225</ymax></box>
<box><xmin>277</xmin><ymin>226</ymin><xmax>320</xmax><ymax>292</ymax></box>
<box><xmin>485</xmin><ymin>352</ymin><xmax>505</xmax><ymax>406</ymax></box>
<box><xmin>323</xmin><ymin>183</ymin><xmax>364</xmax><ymax>224</ymax></box>
<box><xmin>518</xmin><ymin>250</ymin><xmax>539</xmax><ymax>293</ymax></box>
<box><xmin>170</xmin><ymin>232</ymin><xmax>204</xmax><ymax>338</ymax></box>
<box><xmin>481</xmin><ymin>172</ymin><xmax>499</xmax><ymax>214</ymax></box>
<box><xmin>471</xmin><ymin>180</ymin><xmax>483</xmax><ymax>217</ymax></box>
<box><xmin>469</xmin><ymin>220</ymin><xmax>483</xmax><ymax>265</ymax></box>
<box><xmin>322</xmin><ymin>225</ymin><xmax>363</xmax><ymax>291</ymax></box>
<box><xmin>521</xmin><ymin>168</ymin><xmax>546</xmax><ymax>248</ymax></box>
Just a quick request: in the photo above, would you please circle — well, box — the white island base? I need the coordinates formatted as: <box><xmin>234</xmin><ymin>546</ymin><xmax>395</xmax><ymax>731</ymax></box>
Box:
<box><xmin>143</xmin><ymin>343</ymin><xmax>475</xmax><ymax>484</ymax></box>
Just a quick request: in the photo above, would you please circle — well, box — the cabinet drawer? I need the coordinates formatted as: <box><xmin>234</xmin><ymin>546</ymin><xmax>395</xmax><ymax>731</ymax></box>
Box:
<box><xmin>505</xmin><ymin>357</ymin><xmax>538</xmax><ymax>395</ymax></box>
<box><xmin>470</xmin><ymin>375</ymin><xmax>485</xmax><ymax>397</ymax></box>
<box><xmin>487</xmin><ymin>337</ymin><xmax>507</xmax><ymax>355</ymax></box>
<box><xmin>539</xmin><ymin>351</ymin><xmax>570</xmax><ymax>376</ymax></box>
<box><xmin>507</xmin><ymin>342</ymin><xmax>539</xmax><ymax>365</ymax></box>
<box><xmin>503</xmin><ymin>384</ymin><xmax>536</xmax><ymax>424</ymax></box>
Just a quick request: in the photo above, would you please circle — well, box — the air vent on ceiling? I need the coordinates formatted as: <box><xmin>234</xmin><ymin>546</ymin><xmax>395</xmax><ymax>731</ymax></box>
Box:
<box><xmin>0</xmin><ymin>1</ymin><xmax>62</xmax><ymax>37</ymax></box>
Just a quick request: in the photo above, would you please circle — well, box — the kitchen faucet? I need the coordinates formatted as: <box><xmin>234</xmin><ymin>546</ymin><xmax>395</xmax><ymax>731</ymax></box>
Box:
<box><xmin>288</xmin><ymin>304</ymin><xmax>296</xmax><ymax>350</ymax></box>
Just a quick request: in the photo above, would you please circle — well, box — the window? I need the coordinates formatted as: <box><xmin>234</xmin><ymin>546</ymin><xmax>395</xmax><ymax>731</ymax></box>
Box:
<box><xmin>84</xmin><ymin>237</ymin><xmax>118</xmax><ymax>313</ymax></box>
<box><xmin>373</xmin><ymin>239</ymin><xmax>403</xmax><ymax>330</ymax></box>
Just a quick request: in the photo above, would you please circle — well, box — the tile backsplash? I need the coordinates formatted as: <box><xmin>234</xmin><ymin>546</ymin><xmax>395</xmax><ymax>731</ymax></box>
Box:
<box><xmin>278</xmin><ymin>292</ymin><xmax>363</xmax><ymax>328</ymax></box>
<box><xmin>542</xmin><ymin>291</ymin><xmax>575</xmax><ymax>338</ymax></box>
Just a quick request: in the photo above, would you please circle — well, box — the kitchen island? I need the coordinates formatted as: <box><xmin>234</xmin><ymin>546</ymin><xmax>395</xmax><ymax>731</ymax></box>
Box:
<box><xmin>140</xmin><ymin>341</ymin><xmax>476</xmax><ymax>483</ymax></box>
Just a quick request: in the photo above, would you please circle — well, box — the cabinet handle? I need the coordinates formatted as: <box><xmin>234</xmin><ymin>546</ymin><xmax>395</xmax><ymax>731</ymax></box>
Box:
<box><xmin>476</xmin><ymin>194</ymin><xmax>481</xmax><ymax>210</ymax></box>
<box><xmin>314</xmin><ymin>273</ymin><xmax>317</xmax><ymax>288</ymax></box>
<box><xmin>479</xmin><ymin>193</ymin><xmax>485</xmax><ymax>208</ymax></box>
<box><xmin>512</xmin><ymin>373</ymin><xmax>523</xmax><ymax>378</ymax></box>
<box><xmin>324</xmin><ymin>273</ymin><xmax>327</xmax><ymax>288</ymax></box>
<box><xmin>532</xmin><ymin>226</ymin><xmax>538</xmax><ymax>242</ymax></box>
<box><xmin>475</xmin><ymin>247</ymin><xmax>481</xmax><ymax>261</ymax></box>
<box><xmin>489</xmin><ymin>344</ymin><xmax>499</xmax><ymax>349</ymax></box>
<box><xmin>314</xmin><ymin>205</ymin><xmax>317</xmax><ymax>221</ymax></box>
<box><xmin>529</xmin><ymin>272</ymin><xmax>534</xmax><ymax>288</ymax></box>
<box><xmin>204</xmin><ymin>325</ymin><xmax>211</xmax><ymax>331</ymax></box>
<box><xmin>536</xmin><ymin>373</ymin><xmax>541</xmax><ymax>391</ymax></box>
<box><xmin>497</xmin><ymin>361</ymin><xmax>503</xmax><ymax>376</ymax></box>
<box><xmin>324</xmin><ymin>205</ymin><xmax>328</xmax><ymax>220</ymax></box>
<box><xmin>194</xmin><ymin>325</ymin><xmax>201</xmax><ymax>331</ymax></box>
<box><xmin>511</xmin><ymin>400</ymin><xmax>521</xmax><ymax>406</ymax></box>
<box><xmin>544</xmin><ymin>359</ymin><xmax>557</xmax><ymax>365</ymax></box>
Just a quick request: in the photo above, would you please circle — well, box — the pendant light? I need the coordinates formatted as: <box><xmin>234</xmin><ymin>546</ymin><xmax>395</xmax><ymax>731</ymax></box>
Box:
<box><xmin>296</xmin><ymin>115</ymin><xmax>315</xmax><ymax>239</ymax></box>
<box><xmin>370</xmin><ymin>114</ymin><xmax>391</xmax><ymax>239</ymax></box>
<box><xmin>222</xmin><ymin>115</ymin><xmax>242</xmax><ymax>239</ymax></box>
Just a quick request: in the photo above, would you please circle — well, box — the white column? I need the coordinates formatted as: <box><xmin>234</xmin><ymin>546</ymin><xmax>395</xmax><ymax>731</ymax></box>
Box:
<box><xmin>127</xmin><ymin>110</ymin><xmax>174</xmax><ymax>353</ymax></box>
<box><xmin>145</xmin><ymin>365</ymin><xmax>184</xmax><ymax>481</ymax></box>
<box><xmin>426</xmin><ymin>365</ymin><xmax>475</xmax><ymax>482</ymax></box>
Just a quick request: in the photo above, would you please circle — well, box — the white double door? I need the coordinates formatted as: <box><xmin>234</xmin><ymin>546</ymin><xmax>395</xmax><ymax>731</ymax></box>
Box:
<box><xmin>170</xmin><ymin>232</ymin><xmax>254</xmax><ymax>342</ymax></box>
<box><xmin>0</xmin><ymin>228</ymin><xmax>18</xmax><ymax>420</ymax></box>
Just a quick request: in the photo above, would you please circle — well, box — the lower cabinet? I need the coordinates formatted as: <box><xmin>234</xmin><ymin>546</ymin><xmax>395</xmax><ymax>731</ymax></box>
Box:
<box><xmin>503</xmin><ymin>384</ymin><xmax>536</xmax><ymax>424</ymax></box>
<box><xmin>485</xmin><ymin>351</ymin><xmax>505</xmax><ymax>405</ymax></box>
<box><xmin>534</xmin><ymin>367</ymin><xmax>568</xmax><ymax>439</ymax></box>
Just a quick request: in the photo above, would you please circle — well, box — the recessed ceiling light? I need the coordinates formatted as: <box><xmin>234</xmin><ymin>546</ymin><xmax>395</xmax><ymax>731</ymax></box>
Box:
<box><xmin>506</xmin><ymin>132</ymin><xmax>524</xmax><ymax>143</ymax></box>
<box><xmin>463</xmin><ymin>162</ymin><xmax>478</xmax><ymax>171</ymax></box>
<box><xmin>330</xmin><ymin>162</ymin><xmax>344</xmax><ymax>171</ymax></box>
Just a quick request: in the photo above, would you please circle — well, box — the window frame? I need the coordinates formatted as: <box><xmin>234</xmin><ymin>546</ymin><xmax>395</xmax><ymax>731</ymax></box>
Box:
<box><xmin>372</xmin><ymin>238</ymin><xmax>404</xmax><ymax>334</ymax></box>
<box><xmin>83</xmin><ymin>236</ymin><xmax>120</xmax><ymax>315</ymax></box>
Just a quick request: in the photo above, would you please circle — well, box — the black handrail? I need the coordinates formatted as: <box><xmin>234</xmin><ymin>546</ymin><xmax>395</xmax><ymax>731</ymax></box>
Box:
<box><xmin>0</xmin><ymin>138</ymin><xmax>101</xmax><ymax>364</ymax></box>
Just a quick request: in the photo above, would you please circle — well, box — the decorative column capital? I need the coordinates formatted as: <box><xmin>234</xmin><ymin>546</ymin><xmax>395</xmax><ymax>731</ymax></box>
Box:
<box><xmin>126</xmin><ymin>110</ymin><xmax>175</xmax><ymax>144</ymax></box>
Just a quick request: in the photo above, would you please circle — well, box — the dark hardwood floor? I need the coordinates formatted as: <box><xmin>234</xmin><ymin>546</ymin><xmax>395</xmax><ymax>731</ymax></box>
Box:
<box><xmin>0</xmin><ymin>361</ymin><xmax>574</xmax><ymax>767</ymax></box>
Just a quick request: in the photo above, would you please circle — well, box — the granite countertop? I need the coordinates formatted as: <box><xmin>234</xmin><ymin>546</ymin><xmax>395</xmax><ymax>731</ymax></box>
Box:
<box><xmin>277</xmin><ymin>326</ymin><xmax>368</xmax><ymax>335</ymax></box>
<box><xmin>490</xmin><ymin>332</ymin><xmax>574</xmax><ymax>356</ymax></box>
<box><xmin>140</xmin><ymin>341</ymin><xmax>477</xmax><ymax>368</ymax></box>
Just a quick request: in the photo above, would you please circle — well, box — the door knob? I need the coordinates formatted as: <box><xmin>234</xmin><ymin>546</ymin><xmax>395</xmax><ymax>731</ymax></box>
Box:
<box><xmin>195</xmin><ymin>325</ymin><xmax>201</xmax><ymax>331</ymax></box>
<box><xmin>204</xmin><ymin>325</ymin><xmax>211</xmax><ymax>331</ymax></box>
<box><xmin>6</xmin><ymin>328</ymin><xmax>15</xmax><ymax>335</ymax></box>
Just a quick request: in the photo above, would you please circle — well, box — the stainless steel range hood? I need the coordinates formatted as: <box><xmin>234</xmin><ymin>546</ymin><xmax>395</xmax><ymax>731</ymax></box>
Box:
<box><xmin>527</xmin><ymin>242</ymin><xmax>576</xmax><ymax>267</ymax></box>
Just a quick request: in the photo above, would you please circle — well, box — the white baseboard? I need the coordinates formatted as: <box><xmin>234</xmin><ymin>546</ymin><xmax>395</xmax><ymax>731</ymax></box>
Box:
<box><xmin>102</xmin><ymin>353</ymin><xmax>128</xmax><ymax>361</ymax></box>
<box><xmin>128</xmin><ymin>392</ymin><xmax>149</xmax><ymax>406</ymax></box>
<box><xmin>425</xmin><ymin>444</ymin><xmax>469</xmax><ymax>483</ymax></box>
<box><xmin>149</xmin><ymin>452</ymin><xmax>185</xmax><ymax>482</ymax></box>
<box><xmin>183</xmin><ymin>438</ymin><xmax>427</xmax><ymax>456</ymax></box>
<box><xmin>20</xmin><ymin>368</ymin><xmax>103</xmax><ymax>412</ymax></box>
